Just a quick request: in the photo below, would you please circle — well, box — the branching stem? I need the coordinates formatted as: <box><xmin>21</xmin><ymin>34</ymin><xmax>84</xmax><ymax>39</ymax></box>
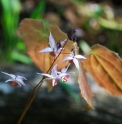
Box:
<box><xmin>17</xmin><ymin>38</ymin><xmax>69</xmax><ymax>124</ymax></box>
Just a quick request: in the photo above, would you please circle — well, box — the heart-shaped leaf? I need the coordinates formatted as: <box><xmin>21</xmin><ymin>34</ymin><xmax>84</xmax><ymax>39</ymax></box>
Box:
<box><xmin>18</xmin><ymin>18</ymin><xmax>73</xmax><ymax>73</ymax></box>
<box><xmin>82</xmin><ymin>44</ymin><xmax>122</xmax><ymax>95</ymax></box>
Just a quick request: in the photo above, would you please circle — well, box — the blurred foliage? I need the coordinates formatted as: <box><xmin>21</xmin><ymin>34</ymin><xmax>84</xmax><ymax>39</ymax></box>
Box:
<box><xmin>70</xmin><ymin>0</ymin><xmax>122</xmax><ymax>57</ymax></box>
<box><xmin>79</xmin><ymin>40</ymin><xmax>91</xmax><ymax>55</ymax></box>
<box><xmin>0</xmin><ymin>0</ymin><xmax>46</xmax><ymax>64</ymax></box>
<box><xmin>30</xmin><ymin>0</ymin><xmax>46</xmax><ymax>19</ymax></box>
<box><xmin>0</xmin><ymin>0</ymin><xmax>122</xmax><ymax>64</ymax></box>
<box><xmin>0</xmin><ymin>0</ymin><xmax>32</xmax><ymax>63</ymax></box>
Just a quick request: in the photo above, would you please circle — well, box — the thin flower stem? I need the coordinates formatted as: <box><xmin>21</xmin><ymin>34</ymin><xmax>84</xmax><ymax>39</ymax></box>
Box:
<box><xmin>17</xmin><ymin>81</ymin><xmax>43</xmax><ymax>124</ymax></box>
<box><xmin>24</xmin><ymin>78</ymin><xmax>44</xmax><ymax>109</ymax></box>
<box><xmin>17</xmin><ymin>38</ymin><xmax>69</xmax><ymax>124</ymax></box>
<box><xmin>26</xmin><ymin>80</ymin><xmax>34</xmax><ymax>88</ymax></box>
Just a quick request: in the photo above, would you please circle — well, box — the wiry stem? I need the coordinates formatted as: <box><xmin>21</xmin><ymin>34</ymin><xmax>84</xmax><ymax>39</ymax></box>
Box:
<box><xmin>26</xmin><ymin>80</ymin><xmax>34</xmax><ymax>88</ymax></box>
<box><xmin>17</xmin><ymin>39</ymin><xmax>69</xmax><ymax>124</ymax></box>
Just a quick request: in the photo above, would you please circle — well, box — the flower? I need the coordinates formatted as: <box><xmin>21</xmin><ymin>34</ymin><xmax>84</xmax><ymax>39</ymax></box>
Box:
<box><xmin>39</xmin><ymin>32</ymin><xmax>67</xmax><ymax>56</ymax></box>
<box><xmin>57</xmin><ymin>63</ymin><xmax>74</xmax><ymax>82</ymax></box>
<box><xmin>1</xmin><ymin>71</ymin><xmax>26</xmax><ymax>87</ymax></box>
<box><xmin>62</xmin><ymin>51</ymin><xmax>86</xmax><ymax>70</ymax></box>
<box><xmin>37</xmin><ymin>64</ymin><xmax>60</xmax><ymax>86</ymax></box>
<box><xmin>37</xmin><ymin>64</ymin><xmax>70</xmax><ymax>86</ymax></box>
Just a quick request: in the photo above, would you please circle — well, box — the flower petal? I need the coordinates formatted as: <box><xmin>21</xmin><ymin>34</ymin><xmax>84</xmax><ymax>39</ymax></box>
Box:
<box><xmin>53</xmin><ymin>47</ymin><xmax>58</xmax><ymax>55</ymax></box>
<box><xmin>61</xmin><ymin>67</ymin><xmax>67</xmax><ymax>73</ymax></box>
<box><xmin>70</xmin><ymin>51</ymin><xmax>74</xmax><ymax>57</ymax></box>
<box><xmin>62</xmin><ymin>57</ymin><xmax>73</xmax><ymax>61</ymax></box>
<box><xmin>51</xmin><ymin>64</ymin><xmax>58</xmax><ymax>77</ymax></box>
<box><xmin>75</xmin><ymin>55</ymin><xmax>86</xmax><ymax>60</ymax></box>
<box><xmin>1</xmin><ymin>71</ymin><xmax>16</xmax><ymax>79</ymax></box>
<box><xmin>52</xmin><ymin>79</ymin><xmax>58</xmax><ymax>86</ymax></box>
<box><xmin>17</xmin><ymin>75</ymin><xmax>27</xmax><ymax>80</ymax></box>
<box><xmin>5</xmin><ymin>79</ymin><xmax>21</xmax><ymax>86</ymax></box>
<box><xmin>60</xmin><ymin>39</ymin><xmax>67</xmax><ymax>46</ymax></box>
<box><xmin>5</xmin><ymin>79</ymin><xmax>14</xmax><ymax>82</ymax></box>
<box><xmin>52</xmin><ymin>79</ymin><xmax>55</xmax><ymax>86</ymax></box>
<box><xmin>56</xmin><ymin>48</ymin><xmax>62</xmax><ymax>53</ymax></box>
<box><xmin>39</xmin><ymin>73</ymin><xmax>55</xmax><ymax>79</ymax></box>
<box><xmin>43</xmin><ymin>78</ymin><xmax>52</xmax><ymax>81</ymax></box>
<box><xmin>16</xmin><ymin>78</ymin><xmax>26</xmax><ymax>86</ymax></box>
<box><xmin>49</xmin><ymin>32</ymin><xmax>56</xmax><ymax>49</ymax></box>
<box><xmin>39</xmin><ymin>47</ymin><xmax>53</xmax><ymax>53</ymax></box>
<box><xmin>73</xmin><ymin>58</ymin><xmax>80</xmax><ymax>70</ymax></box>
<box><xmin>56</xmin><ymin>39</ymin><xmax>67</xmax><ymax>52</ymax></box>
<box><xmin>59</xmin><ymin>73</ymin><xmax>69</xmax><ymax>78</ymax></box>
<box><xmin>61</xmin><ymin>63</ymin><xmax>71</xmax><ymax>73</ymax></box>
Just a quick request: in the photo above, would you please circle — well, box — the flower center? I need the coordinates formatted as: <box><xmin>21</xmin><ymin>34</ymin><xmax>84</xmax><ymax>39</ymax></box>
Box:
<box><xmin>50</xmin><ymin>51</ymin><xmax>55</xmax><ymax>56</ymax></box>
<box><xmin>61</xmin><ymin>75</ymin><xmax>69</xmax><ymax>82</ymax></box>
<box><xmin>10</xmin><ymin>81</ymin><xmax>18</xmax><ymax>87</ymax></box>
<box><xmin>69</xmin><ymin>60</ymin><xmax>73</xmax><ymax>64</ymax></box>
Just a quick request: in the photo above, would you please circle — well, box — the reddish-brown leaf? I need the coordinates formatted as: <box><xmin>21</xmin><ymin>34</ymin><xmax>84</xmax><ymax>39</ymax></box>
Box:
<box><xmin>82</xmin><ymin>44</ymin><xmax>122</xmax><ymax>95</ymax></box>
<box><xmin>18</xmin><ymin>18</ymin><xmax>73</xmax><ymax>73</ymax></box>
<box><xmin>74</xmin><ymin>42</ymin><xmax>94</xmax><ymax>109</ymax></box>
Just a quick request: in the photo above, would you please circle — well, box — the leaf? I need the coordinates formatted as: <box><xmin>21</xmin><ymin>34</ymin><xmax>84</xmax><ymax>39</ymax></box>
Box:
<box><xmin>11</xmin><ymin>51</ymin><xmax>32</xmax><ymax>64</ymax></box>
<box><xmin>74</xmin><ymin>42</ymin><xmax>94</xmax><ymax>109</ymax></box>
<box><xmin>82</xmin><ymin>44</ymin><xmax>122</xmax><ymax>95</ymax></box>
<box><xmin>59</xmin><ymin>80</ymin><xmax>80</xmax><ymax>103</ymax></box>
<box><xmin>18</xmin><ymin>18</ymin><xmax>73</xmax><ymax>73</ymax></box>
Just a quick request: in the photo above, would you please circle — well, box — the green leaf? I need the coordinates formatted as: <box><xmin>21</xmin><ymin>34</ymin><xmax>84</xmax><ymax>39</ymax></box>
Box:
<box><xmin>11</xmin><ymin>51</ymin><xmax>33</xmax><ymax>64</ymax></box>
<box><xmin>30</xmin><ymin>0</ymin><xmax>46</xmax><ymax>19</ymax></box>
<box><xmin>59</xmin><ymin>81</ymin><xmax>80</xmax><ymax>103</ymax></box>
<box><xmin>79</xmin><ymin>40</ymin><xmax>91</xmax><ymax>54</ymax></box>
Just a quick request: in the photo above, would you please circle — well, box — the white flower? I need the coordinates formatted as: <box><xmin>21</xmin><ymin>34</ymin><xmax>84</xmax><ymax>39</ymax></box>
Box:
<box><xmin>39</xmin><ymin>32</ymin><xmax>67</xmax><ymax>56</ymax></box>
<box><xmin>37</xmin><ymin>64</ymin><xmax>71</xmax><ymax>86</ymax></box>
<box><xmin>62</xmin><ymin>51</ymin><xmax>86</xmax><ymax>70</ymax></box>
<box><xmin>37</xmin><ymin>65</ymin><xmax>60</xmax><ymax>86</ymax></box>
<box><xmin>1</xmin><ymin>71</ymin><xmax>26</xmax><ymax>87</ymax></box>
<box><xmin>57</xmin><ymin>63</ymin><xmax>74</xmax><ymax>82</ymax></box>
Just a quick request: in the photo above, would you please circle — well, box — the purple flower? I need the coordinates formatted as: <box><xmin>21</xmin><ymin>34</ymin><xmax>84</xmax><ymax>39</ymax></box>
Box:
<box><xmin>1</xmin><ymin>71</ymin><xmax>26</xmax><ymax>87</ymax></box>
<box><xmin>39</xmin><ymin>32</ymin><xmax>67</xmax><ymax>56</ymax></box>
<box><xmin>62</xmin><ymin>51</ymin><xmax>86</xmax><ymax>70</ymax></box>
